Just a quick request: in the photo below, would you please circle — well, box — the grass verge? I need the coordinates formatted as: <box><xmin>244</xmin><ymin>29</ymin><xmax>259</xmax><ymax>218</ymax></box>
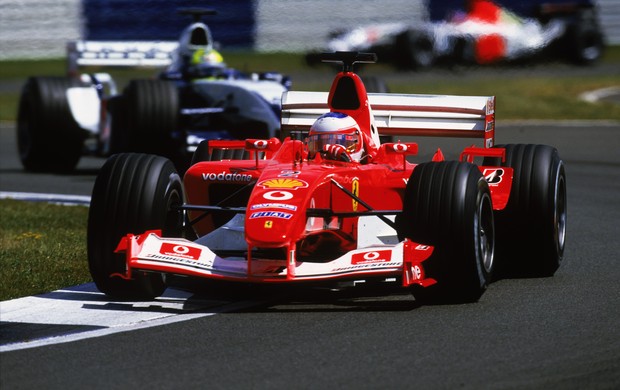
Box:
<box><xmin>0</xmin><ymin>199</ymin><xmax>91</xmax><ymax>301</ymax></box>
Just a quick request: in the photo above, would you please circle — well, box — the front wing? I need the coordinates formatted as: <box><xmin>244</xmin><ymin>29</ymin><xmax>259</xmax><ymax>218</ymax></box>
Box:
<box><xmin>114</xmin><ymin>231</ymin><xmax>436</xmax><ymax>288</ymax></box>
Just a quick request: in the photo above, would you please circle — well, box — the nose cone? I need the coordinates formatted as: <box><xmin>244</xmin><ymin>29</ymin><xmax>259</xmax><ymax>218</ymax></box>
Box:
<box><xmin>245</xmin><ymin>177</ymin><xmax>312</xmax><ymax>248</ymax></box>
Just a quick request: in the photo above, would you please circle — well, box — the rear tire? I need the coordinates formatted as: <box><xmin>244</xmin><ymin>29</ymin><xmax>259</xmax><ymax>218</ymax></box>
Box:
<box><xmin>17</xmin><ymin>76</ymin><xmax>84</xmax><ymax>172</ymax></box>
<box><xmin>397</xmin><ymin>161</ymin><xmax>495</xmax><ymax>303</ymax></box>
<box><xmin>565</xmin><ymin>10</ymin><xmax>604</xmax><ymax>65</ymax></box>
<box><xmin>87</xmin><ymin>153</ymin><xmax>184</xmax><ymax>299</ymax></box>
<box><xmin>106</xmin><ymin>95</ymin><xmax>127</xmax><ymax>155</ymax></box>
<box><xmin>394</xmin><ymin>29</ymin><xmax>435</xmax><ymax>70</ymax></box>
<box><xmin>483</xmin><ymin>144</ymin><xmax>566</xmax><ymax>277</ymax></box>
<box><xmin>111</xmin><ymin>79</ymin><xmax>185</xmax><ymax>169</ymax></box>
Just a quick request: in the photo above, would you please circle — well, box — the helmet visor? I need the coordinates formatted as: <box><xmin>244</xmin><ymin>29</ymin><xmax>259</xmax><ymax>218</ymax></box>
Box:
<box><xmin>308</xmin><ymin>132</ymin><xmax>359</xmax><ymax>154</ymax></box>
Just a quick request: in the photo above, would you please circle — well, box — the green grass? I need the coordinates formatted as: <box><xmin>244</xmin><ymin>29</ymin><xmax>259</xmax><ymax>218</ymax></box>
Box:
<box><xmin>0</xmin><ymin>199</ymin><xmax>91</xmax><ymax>301</ymax></box>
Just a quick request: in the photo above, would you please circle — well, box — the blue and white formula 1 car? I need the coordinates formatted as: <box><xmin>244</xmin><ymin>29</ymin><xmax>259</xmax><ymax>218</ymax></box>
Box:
<box><xmin>17</xmin><ymin>8</ymin><xmax>290</xmax><ymax>173</ymax></box>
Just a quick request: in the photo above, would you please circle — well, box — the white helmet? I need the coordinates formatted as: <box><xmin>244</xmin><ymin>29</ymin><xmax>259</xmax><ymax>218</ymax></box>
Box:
<box><xmin>308</xmin><ymin>112</ymin><xmax>363</xmax><ymax>162</ymax></box>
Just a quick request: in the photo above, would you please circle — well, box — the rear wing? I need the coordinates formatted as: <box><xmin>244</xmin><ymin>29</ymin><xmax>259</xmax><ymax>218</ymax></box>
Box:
<box><xmin>281</xmin><ymin>91</ymin><xmax>496</xmax><ymax>147</ymax></box>
<box><xmin>66</xmin><ymin>40</ymin><xmax>178</xmax><ymax>76</ymax></box>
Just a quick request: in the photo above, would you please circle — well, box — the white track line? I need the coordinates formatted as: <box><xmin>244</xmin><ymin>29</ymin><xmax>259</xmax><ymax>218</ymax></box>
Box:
<box><xmin>0</xmin><ymin>283</ymin><xmax>261</xmax><ymax>352</ymax></box>
<box><xmin>579</xmin><ymin>86</ymin><xmax>620</xmax><ymax>103</ymax></box>
<box><xmin>0</xmin><ymin>191</ymin><xmax>91</xmax><ymax>206</ymax></box>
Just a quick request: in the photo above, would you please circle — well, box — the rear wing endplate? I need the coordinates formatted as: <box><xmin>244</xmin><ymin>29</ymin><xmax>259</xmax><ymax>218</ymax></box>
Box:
<box><xmin>281</xmin><ymin>91</ymin><xmax>496</xmax><ymax>147</ymax></box>
<box><xmin>66</xmin><ymin>40</ymin><xmax>178</xmax><ymax>76</ymax></box>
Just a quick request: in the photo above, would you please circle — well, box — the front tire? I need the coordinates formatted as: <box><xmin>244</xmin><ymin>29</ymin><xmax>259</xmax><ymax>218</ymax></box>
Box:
<box><xmin>17</xmin><ymin>76</ymin><xmax>84</xmax><ymax>172</ymax></box>
<box><xmin>87</xmin><ymin>153</ymin><xmax>184</xmax><ymax>299</ymax></box>
<box><xmin>397</xmin><ymin>161</ymin><xmax>495</xmax><ymax>303</ymax></box>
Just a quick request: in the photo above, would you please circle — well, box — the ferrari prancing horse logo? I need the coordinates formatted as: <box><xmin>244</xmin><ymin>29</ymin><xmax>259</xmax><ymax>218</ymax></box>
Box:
<box><xmin>351</xmin><ymin>178</ymin><xmax>359</xmax><ymax>211</ymax></box>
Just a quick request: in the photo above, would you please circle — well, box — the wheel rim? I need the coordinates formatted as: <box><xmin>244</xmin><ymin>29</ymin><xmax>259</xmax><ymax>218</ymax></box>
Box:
<box><xmin>163</xmin><ymin>186</ymin><xmax>184</xmax><ymax>237</ymax></box>
<box><xmin>477</xmin><ymin>192</ymin><xmax>495</xmax><ymax>274</ymax></box>
<box><xmin>582</xmin><ymin>45</ymin><xmax>600</xmax><ymax>62</ymax></box>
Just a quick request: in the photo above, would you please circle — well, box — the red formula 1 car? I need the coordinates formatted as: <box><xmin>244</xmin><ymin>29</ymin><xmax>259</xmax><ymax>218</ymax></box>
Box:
<box><xmin>87</xmin><ymin>52</ymin><xmax>566</xmax><ymax>303</ymax></box>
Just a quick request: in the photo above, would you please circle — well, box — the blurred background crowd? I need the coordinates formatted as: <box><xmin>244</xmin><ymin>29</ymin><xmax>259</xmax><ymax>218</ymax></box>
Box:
<box><xmin>1</xmin><ymin>0</ymin><xmax>618</xmax><ymax>61</ymax></box>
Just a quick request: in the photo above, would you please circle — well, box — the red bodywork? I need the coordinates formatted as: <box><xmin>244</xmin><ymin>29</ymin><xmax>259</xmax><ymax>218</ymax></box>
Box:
<box><xmin>114</xmin><ymin>65</ymin><xmax>512</xmax><ymax>289</ymax></box>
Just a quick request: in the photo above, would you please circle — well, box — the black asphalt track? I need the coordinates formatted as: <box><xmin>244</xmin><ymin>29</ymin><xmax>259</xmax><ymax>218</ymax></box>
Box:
<box><xmin>1</xmin><ymin>118</ymin><xmax>619</xmax><ymax>388</ymax></box>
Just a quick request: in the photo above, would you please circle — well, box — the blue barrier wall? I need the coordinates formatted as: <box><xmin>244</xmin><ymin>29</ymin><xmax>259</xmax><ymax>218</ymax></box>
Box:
<box><xmin>1</xmin><ymin>0</ymin><xmax>618</xmax><ymax>60</ymax></box>
<box><xmin>82</xmin><ymin>0</ymin><xmax>255</xmax><ymax>47</ymax></box>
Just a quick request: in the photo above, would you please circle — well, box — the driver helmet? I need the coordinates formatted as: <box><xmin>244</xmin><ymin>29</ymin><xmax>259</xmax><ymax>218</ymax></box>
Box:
<box><xmin>191</xmin><ymin>48</ymin><xmax>224</xmax><ymax>66</ymax></box>
<box><xmin>187</xmin><ymin>48</ymin><xmax>226</xmax><ymax>78</ymax></box>
<box><xmin>308</xmin><ymin>112</ymin><xmax>363</xmax><ymax>161</ymax></box>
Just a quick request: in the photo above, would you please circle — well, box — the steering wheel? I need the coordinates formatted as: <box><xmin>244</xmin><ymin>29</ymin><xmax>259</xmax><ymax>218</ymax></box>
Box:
<box><xmin>320</xmin><ymin>144</ymin><xmax>352</xmax><ymax>162</ymax></box>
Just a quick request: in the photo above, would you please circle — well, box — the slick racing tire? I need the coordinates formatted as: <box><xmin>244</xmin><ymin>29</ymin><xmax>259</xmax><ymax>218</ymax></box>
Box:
<box><xmin>396</xmin><ymin>161</ymin><xmax>495</xmax><ymax>304</ymax></box>
<box><xmin>565</xmin><ymin>10</ymin><xmax>604</xmax><ymax>65</ymax></box>
<box><xmin>106</xmin><ymin>95</ymin><xmax>127</xmax><ymax>155</ymax></box>
<box><xmin>394</xmin><ymin>29</ymin><xmax>435</xmax><ymax>70</ymax></box>
<box><xmin>113</xmin><ymin>79</ymin><xmax>183</xmax><ymax>165</ymax></box>
<box><xmin>17</xmin><ymin>76</ymin><xmax>85</xmax><ymax>172</ymax></box>
<box><xmin>483</xmin><ymin>144</ymin><xmax>566</xmax><ymax>277</ymax></box>
<box><xmin>87</xmin><ymin>153</ymin><xmax>184</xmax><ymax>300</ymax></box>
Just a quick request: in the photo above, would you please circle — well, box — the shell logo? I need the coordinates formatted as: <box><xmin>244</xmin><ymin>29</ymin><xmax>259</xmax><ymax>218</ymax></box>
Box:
<box><xmin>258</xmin><ymin>178</ymin><xmax>308</xmax><ymax>189</ymax></box>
